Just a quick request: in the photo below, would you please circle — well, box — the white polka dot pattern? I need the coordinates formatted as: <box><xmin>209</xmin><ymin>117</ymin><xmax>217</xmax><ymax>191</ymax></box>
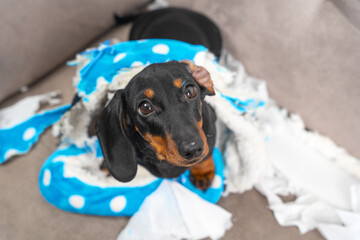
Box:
<box><xmin>23</xmin><ymin>127</ymin><xmax>36</xmax><ymax>140</ymax></box>
<box><xmin>43</xmin><ymin>169</ymin><xmax>51</xmax><ymax>186</ymax></box>
<box><xmin>69</xmin><ymin>195</ymin><xmax>85</xmax><ymax>209</ymax></box>
<box><xmin>152</xmin><ymin>44</ymin><xmax>170</xmax><ymax>54</ymax></box>
<box><xmin>110</xmin><ymin>196</ymin><xmax>127</xmax><ymax>212</ymax></box>
<box><xmin>131</xmin><ymin>61</ymin><xmax>143</xmax><ymax>67</ymax></box>
<box><xmin>113</xmin><ymin>53</ymin><xmax>127</xmax><ymax>63</ymax></box>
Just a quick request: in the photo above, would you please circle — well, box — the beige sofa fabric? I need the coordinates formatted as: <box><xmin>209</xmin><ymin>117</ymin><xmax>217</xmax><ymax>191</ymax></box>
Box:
<box><xmin>169</xmin><ymin>0</ymin><xmax>360</xmax><ymax>159</ymax></box>
<box><xmin>0</xmin><ymin>0</ymin><xmax>147</xmax><ymax>102</ymax></box>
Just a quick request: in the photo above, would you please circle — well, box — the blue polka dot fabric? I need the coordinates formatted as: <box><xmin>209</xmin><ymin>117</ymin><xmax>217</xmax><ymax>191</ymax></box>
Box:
<box><xmin>39</xmin><ymin>142</ymin><xmax>224</xmax><ymax>216</ymax></box>
<box><xmin>39</xmin><ymin>143</ymin><xmax>163</xmax><ymax>216</ymax></box>
<box><xmin>0</xmin><ymin>105</ymin><xmax>70</xmax><ymax>164</ymax></box>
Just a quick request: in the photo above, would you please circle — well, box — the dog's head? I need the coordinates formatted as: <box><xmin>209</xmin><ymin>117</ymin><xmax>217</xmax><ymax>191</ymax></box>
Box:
<box><xmin>96</xmin><ymin>61</ymin><xmax>215</xmax><ymax>182</ymax></box>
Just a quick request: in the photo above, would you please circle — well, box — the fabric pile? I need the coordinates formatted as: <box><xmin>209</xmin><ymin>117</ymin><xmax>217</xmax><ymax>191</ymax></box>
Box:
<box><xmin>0</xmin><ymin>39</ymin><xmax>359</xmax><ymax>240</ymax></box>
<box><xmin>218</xmin><ymin>52</ymin><xmax>360</xmax><ymax>240</ymax></box>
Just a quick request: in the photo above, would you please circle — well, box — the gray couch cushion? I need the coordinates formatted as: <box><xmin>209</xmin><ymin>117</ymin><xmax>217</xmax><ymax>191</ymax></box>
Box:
<box><xmin>0</xmin><ymin>0</ymin><xmax>147</xmax><ymax>102</ymax></box>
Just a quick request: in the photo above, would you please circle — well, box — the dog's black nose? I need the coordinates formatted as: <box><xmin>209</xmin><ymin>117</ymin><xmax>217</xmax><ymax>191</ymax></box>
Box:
<box><xmin>179</xmin><ymin>141</ymin><xmax>204</xmax><ymax>160</ymax></box>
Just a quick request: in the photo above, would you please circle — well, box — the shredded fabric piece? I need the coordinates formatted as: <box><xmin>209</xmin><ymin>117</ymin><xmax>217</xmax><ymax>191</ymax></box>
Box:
<box><xmin>0</xmin><ymin>92</ymin><xmax>68</xmax><ymax>164</ymax></box>
<box><xmin>0</xmin><ymin>91</ymin><xmax>61</xmax><ymax>129</ymax></box>
<box><xmin>218</xmin><ymin>51</ymin><xmax>360</xmax><ymax>239</ymax></box>
<box><xmin>118</xmin><ymin>180</ymin><xmax>232</xmax><ymax>240</ymax></box>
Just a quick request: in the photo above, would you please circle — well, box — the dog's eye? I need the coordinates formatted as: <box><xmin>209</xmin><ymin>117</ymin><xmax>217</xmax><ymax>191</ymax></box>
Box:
<box><xmin>138</xmin><ymin>101</ymin><xmax>154</xmax><ymax>116</ymax></box>
<box><xmin>185</xmin><ymin>85</ymin><xmax>197</xmax><ymax>99</ymax></box>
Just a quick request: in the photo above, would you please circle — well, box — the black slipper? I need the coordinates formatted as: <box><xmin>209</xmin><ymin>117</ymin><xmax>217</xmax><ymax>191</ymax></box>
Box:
<box><xmin>128</xmin><ymin>7</ymin><xmax>222</xmax><ymax>58</ymax></box>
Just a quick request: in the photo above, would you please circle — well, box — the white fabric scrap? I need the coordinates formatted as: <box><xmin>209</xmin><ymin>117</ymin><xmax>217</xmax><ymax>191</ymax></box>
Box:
<box><xmin>318</xmin><ymin>209</ymin><xmax>360</xmax><ymax>240</ymax></box>
<box><xmin>0</xmin><ymin>91</ymin><xmax>61</xmax><ymax>129</ymax></box>
<box><xmin>217</xmin><ymin>51</ymin><xmax>360</xmax><ymax>239</ymax></box>
<box><xmin>118</xmin><ymin>180</ymin><xmax>232</xmax><ymax>240</ymax></box>
<box><xmin>253</xmin><ymin>103</ymin><xmax>360</xmax><ymax>238</ymax></box>
<box><xmin>206</xmin><ymin>93</ymin><xmax>267</xmax><ymax>193</ymax></box>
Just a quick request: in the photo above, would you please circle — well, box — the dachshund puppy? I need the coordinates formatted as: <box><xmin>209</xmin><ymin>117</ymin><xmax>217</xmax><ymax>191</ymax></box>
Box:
<box><xmin>96</xmin><ymin>60</ymin><xmax>216</xmax><ymax>190</ymax></box>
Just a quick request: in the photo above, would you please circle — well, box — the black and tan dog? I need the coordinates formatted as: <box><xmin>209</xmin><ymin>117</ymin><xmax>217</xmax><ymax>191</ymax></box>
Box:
<box><xmin>96</xmin><ymin>60</ymin><xmax>217</xmax><ymax>190</ymax></box>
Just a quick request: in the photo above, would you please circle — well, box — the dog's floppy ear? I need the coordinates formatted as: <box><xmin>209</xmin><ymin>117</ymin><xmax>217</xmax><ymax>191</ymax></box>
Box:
<box><xmin>180</xmin><ymin>60</ymin><xmax>215</xmax><ymax>97</ymax></box>
<box><xmin>96</xmin><ymin>90</ymin><xmax>137</xmax><ymax>182</ymax></box>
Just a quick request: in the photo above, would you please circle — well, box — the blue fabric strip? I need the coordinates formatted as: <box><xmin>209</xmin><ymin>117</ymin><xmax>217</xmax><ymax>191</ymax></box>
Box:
<box><xmin>219</xmin><ymin>92</ymin><xmax>265</xmax><ymax>112</ymax></box>
<box><xmin>0</xmin><ymin>105</ymin><xmax>70</xmax><ymax>164</ymax></box>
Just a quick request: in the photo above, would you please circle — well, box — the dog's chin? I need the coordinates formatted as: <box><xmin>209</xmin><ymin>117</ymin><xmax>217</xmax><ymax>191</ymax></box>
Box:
<box><xmin>169</xmin><ymin>151</ymin><xmax>209</xmax><ymax>168</ymax></box>
<box><xmin>181</xmin><ymin>158</ymin><xmax>203</xmax><ymax>167</ymax></box>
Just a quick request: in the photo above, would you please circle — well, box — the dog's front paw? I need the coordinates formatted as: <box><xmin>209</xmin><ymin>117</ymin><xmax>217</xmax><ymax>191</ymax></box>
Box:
<box><xmin>190</xmin><ymin>156</ymin><xmax>215</xmax><ymax>191</ymax></box>
<box><xmin>190</xmin><ymin>170</ymin><xmax>215</xmax><ymax>191</ymax></box>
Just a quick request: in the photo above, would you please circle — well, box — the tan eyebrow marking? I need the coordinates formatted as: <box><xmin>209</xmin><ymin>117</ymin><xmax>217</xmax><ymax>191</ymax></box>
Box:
<box><xmin>173</xmin><ymin>78</ymin><xmax>182</xmax><ymax>88</ymax></box>
<box><xmin>144</xmin><ymin>89</ymin><xmax>154</xmax><ymax>98</ymax></box>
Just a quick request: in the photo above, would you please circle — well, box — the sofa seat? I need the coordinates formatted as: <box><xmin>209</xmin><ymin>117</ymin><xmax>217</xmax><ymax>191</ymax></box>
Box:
<box><xmin>0</xmin><ymin>23</ymin><xmax>324</xmax><ymax>240</ymax></box>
